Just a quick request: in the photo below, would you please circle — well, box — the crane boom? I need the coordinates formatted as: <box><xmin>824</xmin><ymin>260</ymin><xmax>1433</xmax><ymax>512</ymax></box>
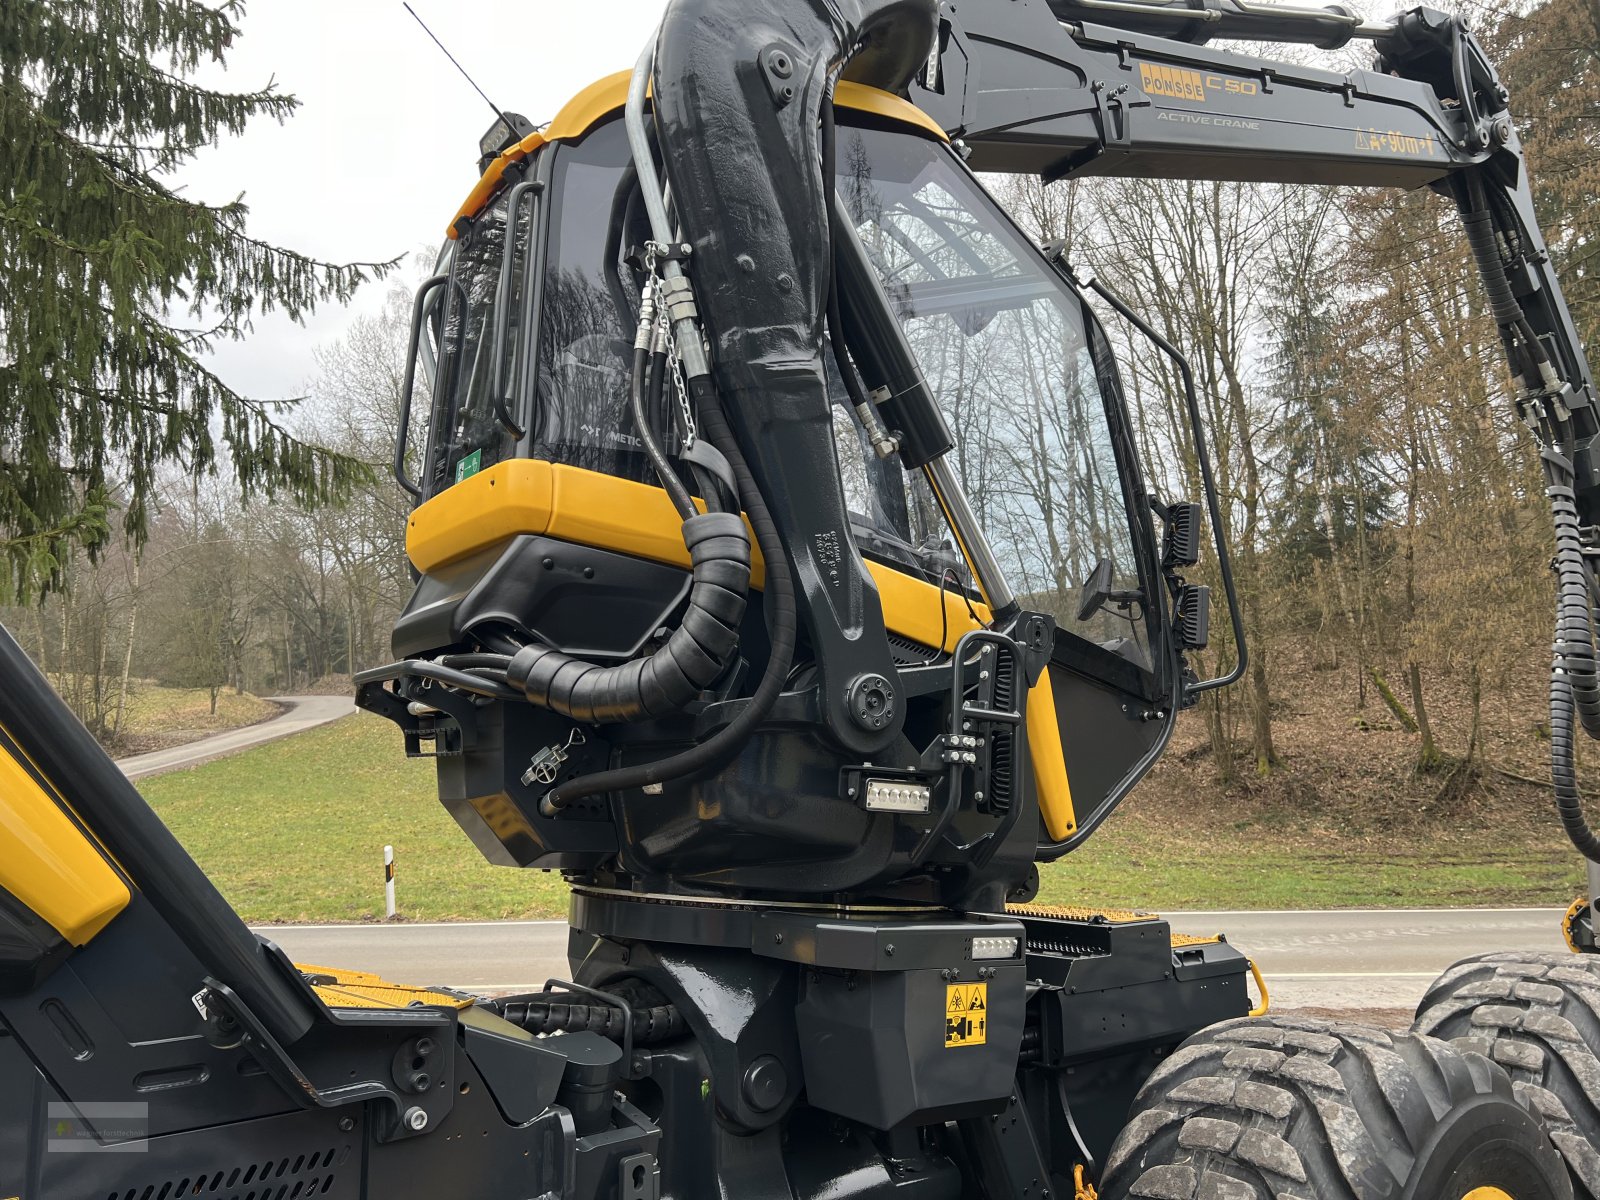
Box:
<box><xmin>913</xmin><ymin>0</ymin><xmax>1600</xmax><ymax>519</ymax></box>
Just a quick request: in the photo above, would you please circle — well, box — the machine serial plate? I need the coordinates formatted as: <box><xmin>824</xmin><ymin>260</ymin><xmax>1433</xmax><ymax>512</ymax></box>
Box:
<box><xmin>864</xmin><ymin>778</ymin><xmax>931</xmax><ymax>813</ymax></box>
<box><xmin>945</xmin><ymin>982</ymin><xmax>988</xmax><ymax>1047</ymax></box>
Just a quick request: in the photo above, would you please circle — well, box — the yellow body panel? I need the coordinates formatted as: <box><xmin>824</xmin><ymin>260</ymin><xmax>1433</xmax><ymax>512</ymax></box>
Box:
<box><xmin>406</xmin><ymin>458</ymin><xmax>555</xmax><ymax>573</ymax></box>
<box><xmin>408</xmin><ymin>460</ymin><xmax>979</xmax><ymax>649</ymax></box>
<box><xmin>0</xmin><ymin>748</ymin><xmax>129</xmax><ymax>945</ymax></box>
<box><xmin>450</xmin><ymin>73</ymin><xmax>945</xmax><ymax>237</ymax></box>
<box><xmin>1027</xmin><ymin>669</ymin><xmax>1077</xmax><ymax>839</ymax></box>
<box><xmin>407</xmin><ymin>459</ymin><xmax>1076</xmax><ymax>836</ymax></box>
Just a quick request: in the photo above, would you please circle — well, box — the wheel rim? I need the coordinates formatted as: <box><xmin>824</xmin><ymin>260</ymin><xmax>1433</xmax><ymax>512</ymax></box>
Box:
<box><xmin>1460</xmin><ymin>1189</ymin><xmax>1515</xmax><ymax>1200</ymax></box>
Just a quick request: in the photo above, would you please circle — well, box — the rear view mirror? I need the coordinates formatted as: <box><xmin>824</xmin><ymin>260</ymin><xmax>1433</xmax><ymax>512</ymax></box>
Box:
<box><xmin>1076</xmin><ymin>557</ymin><xmax>1115</xmax><ymax>621</ymax></box>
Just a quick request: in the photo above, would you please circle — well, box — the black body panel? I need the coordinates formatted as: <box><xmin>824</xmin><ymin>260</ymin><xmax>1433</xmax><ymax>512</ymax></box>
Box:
<box><xmin>392</xmin><ymin>533</ymin><xmax>691</xmax><ymax>661</ymax></box>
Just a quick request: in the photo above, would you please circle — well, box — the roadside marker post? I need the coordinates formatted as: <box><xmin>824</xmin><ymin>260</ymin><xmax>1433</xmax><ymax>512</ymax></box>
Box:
<box><xmin>384</xmin><ymin>845</ymin><xmax>396</xmax><ymax>919</ymax></box>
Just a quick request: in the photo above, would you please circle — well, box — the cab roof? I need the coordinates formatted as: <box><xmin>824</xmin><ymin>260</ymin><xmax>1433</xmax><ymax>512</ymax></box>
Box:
<box><xmin>447</xmin><ymin>72</ymin><xmax>948</xmax><ymax>239</ymax></box>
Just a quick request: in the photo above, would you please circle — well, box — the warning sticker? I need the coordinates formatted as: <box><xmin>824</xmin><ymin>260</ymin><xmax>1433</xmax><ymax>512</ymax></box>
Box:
<box><xmin>945</xmin><ymin>982</ymin><xmax>988</xmax><ymax>1047</ymax></box>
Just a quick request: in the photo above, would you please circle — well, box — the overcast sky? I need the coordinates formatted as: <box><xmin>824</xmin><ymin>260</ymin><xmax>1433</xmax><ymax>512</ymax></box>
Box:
<box><xmin>185</xmin><ymin>0</ymin><xmax>667</xmax><ymax>403</ymax></box>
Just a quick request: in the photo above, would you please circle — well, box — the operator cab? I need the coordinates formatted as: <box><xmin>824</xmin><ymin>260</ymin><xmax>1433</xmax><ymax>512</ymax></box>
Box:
<box><xmin>369</xmin><ymin>75</ymin><xmax>1201</xmax><ymax>902</ymax></box>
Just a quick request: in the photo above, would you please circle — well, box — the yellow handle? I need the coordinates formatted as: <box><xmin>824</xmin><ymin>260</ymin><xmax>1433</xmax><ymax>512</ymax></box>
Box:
<box><xmin>1247</xmin><ymin>958</ymin><xmax>1271</xmax><ymax>1018</ymax></box>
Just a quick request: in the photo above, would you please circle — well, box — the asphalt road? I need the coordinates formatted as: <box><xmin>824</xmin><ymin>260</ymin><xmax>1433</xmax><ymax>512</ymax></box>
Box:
<box><xmin>117</xmin><ymin>695</ymin><xmax>354</xmax><ymax>780</ymax></box>
<box><xmin>258</xmin><ymin>906</ymin><xmax>1572</xmax><ymax>1013</ymax></box>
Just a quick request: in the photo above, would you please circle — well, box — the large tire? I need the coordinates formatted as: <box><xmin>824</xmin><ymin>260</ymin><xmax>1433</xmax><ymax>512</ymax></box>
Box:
<box><xmin>1100</xmin><ymin>1014</ymin><xmax>1571</xmax><ymax>1199</ymax></box>
<box><xmin>1414</xmin><ymin>952</ymin><xmax>1600</xmax><ymax>1197</ymax></box>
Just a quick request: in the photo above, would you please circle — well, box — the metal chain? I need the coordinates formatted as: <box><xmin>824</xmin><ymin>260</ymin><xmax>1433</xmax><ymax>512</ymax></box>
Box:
<box><xmin>661</xmin><ymin>308</ymin><xmax>698</xmax><ymax>450</ymax></box>
<box><xmin>642</xmin><ymin>244</ymin><xmax>697</xmax><ymax>451</ymax></box>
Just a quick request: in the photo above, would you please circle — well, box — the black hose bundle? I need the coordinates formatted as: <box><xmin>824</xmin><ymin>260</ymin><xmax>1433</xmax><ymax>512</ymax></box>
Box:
<box><xmin>491</xmin><ymin>992</ymin><xmax>685</xmax><ymax>1045</ymax></box>
<box><xmin>1546</xmin><ymin>481</ymin><xmax>1600</xmax><ymax>862</ymax></box>
<box><xmin>1454</xmin><ymin>173</ymin><xmax>1600</xmax><ymax>861</ymax></box>
<box><xmin>506</xmin><ymin>510</ymin><xmax>750</xmax><ymax>724</ymax></box>
<box><xmin>540</xmin><ymin>380</ymin><xmax>799</xmax><ymax>814</ymax></box>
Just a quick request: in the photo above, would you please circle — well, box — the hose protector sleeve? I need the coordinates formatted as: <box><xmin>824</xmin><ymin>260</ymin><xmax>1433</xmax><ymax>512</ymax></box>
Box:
<box><xmin>492</xmin><ymin>997</ymin><xmax>685</xmax><ymax>1045</ymax></box>
<box><xmin>1551</xmin><ymin>485</ymin><xmax>1600</xmax><ymax>739</ymax></box>
<box><xmin>1462</xmin><ymin>207</ymin><xmax>1525</xmax><ymax>329</ymax></box>
<box><xmin>505</xmin><ymin>511</ymin><xmax>751</xmax><ymax>723</ymax></box>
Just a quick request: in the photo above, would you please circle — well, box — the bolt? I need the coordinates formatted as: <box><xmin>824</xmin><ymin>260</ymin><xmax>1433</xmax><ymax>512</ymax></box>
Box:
<box><xmin>775</xmin><ymin>932</ymin><xmax>785</xmax><ymax>944</ymax></box>
<box><xmin>404</xmin><ymin>1107</ymin><xmax>428</xmax><ymax>1131</ymax></box>
<box><xmin>541</xmin><ymin>557</ymin><xmax>554</xmax><ymax>569</ymax></box>
<box><xmin>338</xmin><ymin>1116</ymin><xmax>355</xmax><ymax>1132</ymax></box>
<box><xmin>410</xmin><ymin>1072</ymin><xmax>431</xmax><ymax>1092</ymax></box>
<box><xmin>583</xmin><ymin>566</ymin><xmax>595</xmax><ymax>579</ymax></box>
<box><xmin>885</xmin><ymin>944</ymin><xmax>895</xmax><ymax>956</ymax></box>
<box><xmin>415</xmin><ymin>1037</ymin><xmax>435</xmax><ymax>1056</ymax></box>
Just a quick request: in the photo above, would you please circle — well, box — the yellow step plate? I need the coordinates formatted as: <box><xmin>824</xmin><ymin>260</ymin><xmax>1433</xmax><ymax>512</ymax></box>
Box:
<box><xmin>1004</xmin><ymin>902</ymin><xmax>1158</xmax><ymax>924</ymax></box>
<box><xmin>296</xmin><ymin>962</ymin><xmax>474</xmax><ymax>1011</ymax></box>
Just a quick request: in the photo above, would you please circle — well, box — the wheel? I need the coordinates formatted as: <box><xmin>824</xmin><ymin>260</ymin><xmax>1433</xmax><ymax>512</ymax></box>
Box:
<box><xmin>1099</xmin><ymin>1014</ymin><xmax>1571</xmax><ymax>1199</ymax></box>
<box><xmin>1415</xmin><ymin>952</ymin><xmax>1600</xmax><ymax>1197</ymax></box>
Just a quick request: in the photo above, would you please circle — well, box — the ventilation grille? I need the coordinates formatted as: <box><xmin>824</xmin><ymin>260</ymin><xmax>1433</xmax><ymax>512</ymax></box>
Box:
<box><xmin>988</xmin><ymin>728</ymin><xmax>1014</xmax><ymax>814</ymax></box>
<box><xmin>106</xmin><ymin>1147</ymin><xmax>340</xmax><ymax>1200</ymax></box>
<box><xmin>986</xmin><ymin>651</ymin><xmax>1016</xmax><ymax>812</ymax></box>
<box><xmin>886</xmin><ymin>631</ymin><xmax>943</xmax><ymax>666</ymax></box>
<box><xmin>1023</xmin><ymin>935</ymin><xmax>1104</xmax><ymax>958</ymax></box>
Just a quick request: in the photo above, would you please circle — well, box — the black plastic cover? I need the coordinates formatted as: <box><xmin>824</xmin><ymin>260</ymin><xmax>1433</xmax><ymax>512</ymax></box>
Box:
<box><xmin>393</xmin><ymin>534</ymin><xmax>691</xmax><ymax>660</ymax></box>
<box><xmin>0</xmin><ymin>885</ymin><xmax>69</xmax><ymax>995</ymax></box>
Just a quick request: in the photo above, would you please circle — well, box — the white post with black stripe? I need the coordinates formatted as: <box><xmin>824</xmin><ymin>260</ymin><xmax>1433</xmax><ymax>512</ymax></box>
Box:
<box><xmin>384</xmin><ymin>844</ymin><xmax>396</xmax><ymax>919</ymax></box>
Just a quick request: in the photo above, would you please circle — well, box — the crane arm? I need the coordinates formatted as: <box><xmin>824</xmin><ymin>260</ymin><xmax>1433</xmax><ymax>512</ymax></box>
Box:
<box><xmin>914</xmin><ymin>0</ymin><xmax>1599</xmax><ymax>523</ymax></box>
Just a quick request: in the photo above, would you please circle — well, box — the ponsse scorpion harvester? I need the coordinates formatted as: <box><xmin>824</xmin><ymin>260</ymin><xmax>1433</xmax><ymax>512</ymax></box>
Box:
<box><xmin>8</xmin><ymin>0</ymin><xmax>1600</xmax><ymax>1195</ymax></box>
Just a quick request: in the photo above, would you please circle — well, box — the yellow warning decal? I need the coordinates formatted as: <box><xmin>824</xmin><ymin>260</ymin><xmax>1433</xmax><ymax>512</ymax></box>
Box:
<box><xmin>945</xmin><ymin>982</ymin><xmax>988</xmax><ymax>1047</ymax></box>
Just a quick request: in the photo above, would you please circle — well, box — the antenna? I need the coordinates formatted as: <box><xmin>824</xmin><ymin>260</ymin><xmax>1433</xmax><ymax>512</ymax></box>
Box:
<box><xmin>403</xmin><ymin>2</ymin><xmax>509</xmax><ymax>125</ymax></box>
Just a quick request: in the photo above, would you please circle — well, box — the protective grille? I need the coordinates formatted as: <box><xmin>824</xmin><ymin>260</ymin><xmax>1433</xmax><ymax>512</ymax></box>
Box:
<box><xmin>105</xmin><ymin>1146</ymin><xmax>341</xmax><ymax>1200</ymax></box>
<box><xmin>986</xmin><ymin>651</ymin><xmax>1016</xmax><ymax>812</ymax></box>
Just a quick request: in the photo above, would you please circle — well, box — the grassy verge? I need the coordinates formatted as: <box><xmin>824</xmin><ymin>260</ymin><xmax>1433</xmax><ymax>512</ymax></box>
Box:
<box><xmin>139</xmin><ymin>714</ymin><xmax>567</xmax><ymax>923</ymax></box>
<box><xmin>137</xmin><ymin>712</ymin><xmax>1586</xmax><ymax>923</ymax></box>
<box><xmin>118</xmin><ymin>684</ymin><xmax>281</xmax><ymax>740</ymax></box>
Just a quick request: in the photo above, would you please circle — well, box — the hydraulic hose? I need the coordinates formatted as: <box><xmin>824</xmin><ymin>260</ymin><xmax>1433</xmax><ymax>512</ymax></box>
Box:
<box><xmin>506</xmin><ymin>508</ymin><xmax>751</xmax><ymax>726</ymax></box>
<box><xmin>1455</xmin><ymin>172</ymin><xmax>1600</xmax><ymax>860</ymax></box>
<box><xmin>1548</xmin><ymin>478</ymin><xmax>1600</xmax><ymax>861</ymax></box>
<box><xmin>491</xmin><ymin>994</ymin><xmax>684</xmax><ymax>1045</ymax></box>
<box><xmin>541</xmin><ymin>381</ymin><xmax>798</xmax><ymax>814</ymax></box>
<box><xmin>630</xmin><ymin>338</ymin><xmax>695</xmax><ymax>519</ymax></box>
<box><xmin>820</xmin><ymin>86</ymin><xmax>873</xmax><ymax>417</ymax></box>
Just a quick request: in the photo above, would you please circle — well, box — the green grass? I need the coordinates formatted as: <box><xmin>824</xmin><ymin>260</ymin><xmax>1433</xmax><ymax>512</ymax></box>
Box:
<box><xmin>119</xmin><ymin>684</ymin><xmax>280</xmax><ymax>737</ymax></box>
<box><xmin>138</xmin><ymin>714</ymin><xmax>568</xmax><ymax>923</ymax></box>
<box><xmin>138</xmin><ymin>713</ymin><xmax>1587</xmax><ymax>923</ymax></box>
<box><xmin>1041</xmin><ymin>832</ymin><xmax>1584</xmax><ymax>911</ymax></box>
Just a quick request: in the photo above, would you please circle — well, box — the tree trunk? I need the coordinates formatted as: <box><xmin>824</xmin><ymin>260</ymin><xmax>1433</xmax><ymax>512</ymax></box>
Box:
<box><xmin>1248</xmin><ymin>655</ymin><xmax>1277</xmax><ymax>775</ymax></box>
<box><xmin>1205</xmin><ymin>692</ymin><xmax>1235</xmax><ymax>786</ymax></box>
<box><xmin>113</xmin><ymin>555</ymin><xmax>140</xmax><ymax>742</ymax></box>
<box><xmin>1409</xmin><ymin>660</ymin><xmax>1444</xmax><ymax>771</ymax></box>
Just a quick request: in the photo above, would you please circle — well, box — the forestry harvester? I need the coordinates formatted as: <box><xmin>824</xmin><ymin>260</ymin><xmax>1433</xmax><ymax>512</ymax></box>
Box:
<box><xmin>7</xmin><ymin>0</ymin><xmax>1600</xmax><ymax>1195</ymax></box>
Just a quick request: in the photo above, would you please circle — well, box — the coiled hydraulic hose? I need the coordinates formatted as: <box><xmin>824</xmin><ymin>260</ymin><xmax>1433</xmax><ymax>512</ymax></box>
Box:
<box><xmin>1548</xmin><ymin>481</ymin><xmax>1600</xmax><ymax>861</ymax></box>
<box><xmin>490</xmin><ymin>993</ymin><xmax>684</xmax><ymax>1045</ymax></box>
<box><xmin>540</xmin><ymin>381</ymin><xmax>798</xmax><ymax>814</ymax></box>
<box><xmin>505</xmin><ymin>509</ymin><xmax>751</xmax><ymax>724</ymax></box>
<box><xmin>1456</xmin><ymin>173</ymin><xmax>1600</xmax><ymax>861</ymax></box>
<box><xmin>532</xmin><ymin>38</ymin><xmax>801</xmax><ymax>815</ymax></box>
